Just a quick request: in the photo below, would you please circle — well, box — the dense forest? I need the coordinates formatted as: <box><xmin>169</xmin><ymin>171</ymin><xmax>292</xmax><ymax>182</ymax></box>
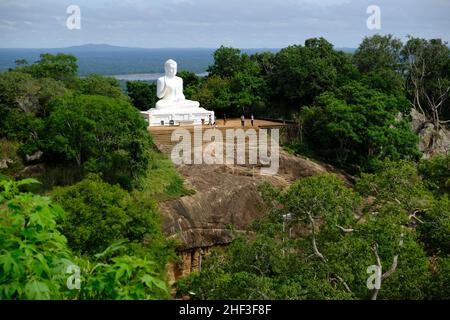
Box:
<box><xmin>1</xmin><ymin>34</ymin><xmax>449</xmax><ymax>300</ymax></box>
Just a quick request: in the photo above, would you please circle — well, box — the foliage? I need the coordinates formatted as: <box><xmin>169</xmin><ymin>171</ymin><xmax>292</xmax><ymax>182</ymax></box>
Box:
<box><xmin>356</xmin><ymin>160</ymin><xmax>432</xmax><ymax>212</ymax></box>
<box><xmin>193</xmin><ymin>75</ymin><xmax>232</xmax><ymax>112</ymax></box>
<box><xmin>270</xmin><ymin>38</ymin><xmax>357</xmax><ymax>113</ymax></box>
<box><xmin>73</xmin><ymin>74</ymin><xmax>127</xmax><ymax>100</ymax></box>
<box><xmin>230</xmin><ymin>55</ymin><xmax>266</xmax><ymax>113</ymax></box>
<box><xmin>74</xmin><ymin>249</ymin><xmax>169</xmax><ymax>300</ymax></box>
<box><xmin>35</xmin><ymin>94</ymin><xmax>152</xmax><ymax>188</ymax></box>
<box><xmin>426</xmin><ymin>256</ymin><xmax>450</xmax><ymax>299</ymax></box>
<box><xmin>418</xmin><ymin>154</ymin><xmax>450</xmax><ymax>196</ymax></box>
<box><xmin>402</xmin><ymin>37</ymin><xmax>450</xmax><ymax>123</ymax></box>
<box><xmin>0</xmin><ymin>71</ymin><xmax>66</xmax><ymax>141</ymax></box>
<box><xmin>178</xmin><ymin>173</ymin><xmax>432</xmax><ymax>300</ymax></box>
<box><xmin>126</xmin><ymin>80</ymin><xmax>157</xmax><ymax>111</ymax></box>
<box><xmin>282</xmin><ymin>174</ymin><xmax>359</xmax><ymax>229</ymax></box>
<box><xmin>138</xmin><ymin>151</ymin><xmax>194</xmax><ymax>201</ymax></box>
<box><xmin>416</xmin><ymin>197</ymin><xmax>450</xmax><ymax>256</ymax></box>
<box><xmin>0</xmin><ymin>179</ymin><xmax>171</xmax><ymax>300</ymax></box>
<box><xmin>360</xmin><ymin>69</ymin><xmax>405</xmax><ymax>96</ymax></box>
<box><xmin>356</xmin><ymin>160</ymin><xmax>450</xmax><ymax>258</ymax></box>
<box><xmin>18</xmin><ymin>53</ymin><xmax>78</xmax><ymax>83</ymax></box>
<box><xmin>0</xmin><ymin>179</ymin><xmax>75</xmax><ymax>299</ymax></box>
<box><xmin>207</xmin><ymin>46</ymin><xmax>243</xmax><ymax>78</ymax></box>
<box><xmin>0</xmin><ymin>139</ymin><xmax>24</xmax><ymax>176</ymax></box>
<box><xmin>52</xmin><ymin>174</ymin><xmax>168</xmax><ymax>262</ymax></box>
<box><xmin>301</xmin><ymin>82</ymin><xmax>420</xmax><ymax>172</ymax></box>
<box><xmin>353</xmin><ymin>34</ymin><xmax>403</xmax><ymax>73</ymax></box>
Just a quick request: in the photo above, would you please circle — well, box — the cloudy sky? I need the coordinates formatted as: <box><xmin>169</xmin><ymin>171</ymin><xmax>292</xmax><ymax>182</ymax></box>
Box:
<box><xmin>0</xmin><ymin>0</ymin><xmax>448</xmax><ymax>48</ymax></box>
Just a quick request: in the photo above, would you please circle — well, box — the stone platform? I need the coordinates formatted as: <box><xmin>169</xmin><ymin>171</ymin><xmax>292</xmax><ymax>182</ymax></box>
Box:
<box><xmin>141</xmin><ymin>108</ymin><xmax>214</xmax><ymax>126</ymax></box>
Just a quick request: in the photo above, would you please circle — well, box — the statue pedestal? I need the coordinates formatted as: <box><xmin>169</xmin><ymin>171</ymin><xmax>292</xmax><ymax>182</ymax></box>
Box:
<box><xmin>141</xmin><ymin>106</ymin><xmax>214</xmax><ymax>126</ymax></box>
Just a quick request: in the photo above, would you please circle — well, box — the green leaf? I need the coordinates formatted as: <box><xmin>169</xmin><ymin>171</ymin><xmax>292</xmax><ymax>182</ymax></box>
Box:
<box><xmin>24</xmin><ymin>280</ymin><xmax>51</xmax><ymax>300</ymax></box>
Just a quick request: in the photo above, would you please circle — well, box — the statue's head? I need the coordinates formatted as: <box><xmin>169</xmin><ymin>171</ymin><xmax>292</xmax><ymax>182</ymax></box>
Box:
<box><xmin>164</xmin><ymin>59</ymin><xmax>177</xmax><ymax>78</ymax></box>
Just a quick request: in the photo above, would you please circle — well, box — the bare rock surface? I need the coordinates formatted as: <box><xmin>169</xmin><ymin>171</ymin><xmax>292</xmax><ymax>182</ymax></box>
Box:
<box><xmin>159</xmin><ymin>150</ymin><xmax>351</xmax><ymax>250</ymax></box>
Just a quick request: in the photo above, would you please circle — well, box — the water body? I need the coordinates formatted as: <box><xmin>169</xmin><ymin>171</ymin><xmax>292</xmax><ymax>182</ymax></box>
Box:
<box><xmin>0</xmin><ymin>45</ymin><xmax>354</xmax><ymax>77</ymax></box>
<box><xmin>0</xmin><ymin>45</ymin><xmax>280</xmax><ymax>76</ymax></box>
<box><xmin>113</xmin><ymin>72</ymin><xmax>208</xmax><ymax>81</ymax></box>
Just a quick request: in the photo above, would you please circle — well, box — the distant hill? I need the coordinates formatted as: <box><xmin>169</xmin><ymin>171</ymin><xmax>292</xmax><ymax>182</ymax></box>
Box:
<box><xmin>0</xmin><ymin>44</ymin><xmax>355</xmax><ymax>76</ymax></box>
<box><xmin>64</xmin><ymin>44</ymin><xmax>149</xmax><ymax>52</ymax></box>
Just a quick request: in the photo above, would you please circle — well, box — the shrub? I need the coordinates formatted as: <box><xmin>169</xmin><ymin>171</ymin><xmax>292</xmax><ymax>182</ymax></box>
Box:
<box><xmin>38</xmin><ymin>94</ymin><xmax>152</xmax><ymax>188</ymax></box>
<box><xmin>0</xmin><ymin>179</ymin><xmax>75</xmax><ymax>299</ymax></box>
<box><xmin>52</xmin><ymin>174</ymin><xmax>166</xmax><ymax>260</ymax></box>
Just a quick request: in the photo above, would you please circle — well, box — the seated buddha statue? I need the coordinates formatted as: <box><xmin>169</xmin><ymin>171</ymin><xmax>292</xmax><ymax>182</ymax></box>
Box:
<box><xmin>155</xmin><ymin>59</ymin><xmax>200</xmax><ymax>109</ymax></box>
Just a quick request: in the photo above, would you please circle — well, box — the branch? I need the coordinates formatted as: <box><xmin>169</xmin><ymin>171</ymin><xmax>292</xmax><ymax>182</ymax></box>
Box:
<box><xmin>336</xmin><ymin>225</ymin><xmax>354</xmax><ymax>233</ymax></box>
<box><xmin>369</xmin><ymin>234</ymin><xmax>404</xmax><ymax>300</ymax></box>
<box><xmin>409</xmin><ymin>210</ymin><xmax>425</xmax><ymax>224</ymax></box>
<box><xmin>371</xmin><ymin>242</ymin><xmax>382</xmax><ymax>269</ymax></box>
<box><xmin>334</xmin><ymin>274</ymin><xmax>353</xmax><ymax>294</ymax></box>
<box><xmin>370</xmin><ymin>242</ymin><xmax>381</xmax><ymax>300</ymax></box>
<box><xmin>381</xmin><ymin>255</ymin><xmax>398</xmax><ymax>281</ymax></box>
<box><xmin>307</xmin><ymin>212</ymin><xmax>327</xmax><ymax>263</ymax></box>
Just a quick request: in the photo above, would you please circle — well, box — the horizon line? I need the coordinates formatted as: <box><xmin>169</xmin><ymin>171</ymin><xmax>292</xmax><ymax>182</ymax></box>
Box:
<box><xmin>0</xmin><ymin>43</ymin><xmax>357</xmax><ymax>50</ymax></box>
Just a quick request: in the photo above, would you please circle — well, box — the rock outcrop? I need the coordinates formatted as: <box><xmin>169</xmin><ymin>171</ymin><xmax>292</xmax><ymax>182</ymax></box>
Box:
<box><xmin>0</xmin><ymin>159</ymin><xmax>14</xmax><ymax>169</ymax></box>
<box><xmin>150</xmin><ymin>123</ymin><xmax>352</xmax><ymax>280</ymax></box>
<box><xmin>159</xmin><ymin>149</ymin><xmax>350</xmax><ymax>280</ymax></box>
<box><xmin>14</xmin><ymin>164</ymin><xmax>45</xmax><ymax>180</ymax></box>
<box><xmin>411</xmin><ymin>108</ymin><xmax>450</xmax><ymax>158</ymax></box>
<box><xmin>160</xmin><ymin>150</ymin><xmax>350</xmax><ymax>251</ymax></box>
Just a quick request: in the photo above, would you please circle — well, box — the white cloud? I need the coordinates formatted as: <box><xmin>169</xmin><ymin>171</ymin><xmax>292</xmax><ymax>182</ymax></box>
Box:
<box><xmin>0</xmin><ymin>0</ymin><xmax>448</xmax><ymax>48</ymax></box>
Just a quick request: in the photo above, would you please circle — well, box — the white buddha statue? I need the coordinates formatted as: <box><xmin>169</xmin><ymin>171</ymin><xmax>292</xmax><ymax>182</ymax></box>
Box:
<box><xmin>142</xmin><ymin>59</ymin><xmax>214</xmax><ymax>126</ymax></box>
<box><xmin>155</xmin><ymin>59</ymin><xmax>200</xmax><ymax>109</ymax></box>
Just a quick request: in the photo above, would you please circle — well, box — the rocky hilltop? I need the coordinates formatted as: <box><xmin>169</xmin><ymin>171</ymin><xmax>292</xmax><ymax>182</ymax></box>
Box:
<box><xmin>150</xmin><ymin>124</ymin><xmax>351</xmax><ymax>280</ymax></box>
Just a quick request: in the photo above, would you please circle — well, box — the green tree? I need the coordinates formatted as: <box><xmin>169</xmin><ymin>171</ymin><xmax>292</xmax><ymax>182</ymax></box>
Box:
<box><xmin>193</xmin><ymin>75</ymin><xmax>232</xmax><ymax>111</ymax></box>
<box><xmin>353</xmin><ymin>34</ymin><xmax>403</xmax><ymax>73</ymax></box>
<box><xmin>53</xmin><ymin>174</ymin><xmax>168</xmax><ymax>261</ymax></box>
<box><xmin>37</xmin><ymin>95</ymin><xmax>152</xmax><ymax>188</ymax></box>
<box><xmin>0</xmin><ymin>179</ymin><xmax>169</xmax><ymax>300</ymax></box>
<box><xmin>0</xmin><ymin>179</ymin><xmax>75</xmax><ymax>299</ymax></box>
<box><xmin>230</xmin><ymin>54</ymin><xmax>266</xmax><ymax>114</ymax></box>
<box><xmin>270</xmin><ymin>38</ymin><xmax>344</xmax><ymax>112</ymax></box>
<box><xmin>207</xmin><ymin>46</ymin><xmax>242</xmax><ymax>78</ymax></box>
<box><xmin>177</xmin><ymin>173</ymin><xmax>431</xmax><ymax>300</ymax></box>
<box><xmin>356</xmin><ymin>160</ymin><xmax>432</xmax><ymax>212</ymax></box>
<box><xmin>126</xmin><ymin>81</ymin><xmax>157</xmax><ymax>111</ymax></box>
<box><xmin>418</xmin><ymin>154</ymin><xmax>450</xmax><ymax>195</ymax></box>
<box><xmin>74</xmin><ymin>74</ymin><xmax>127</xmax><ymax>100</ymax></box>
<box><xmin>416</xmin><ymin>197</ymin><xmax>450</xmax><ymax>255</ymax></box>
<box><xmin>177</xmin><ymin>71</ymin><xmax>201</xmax><ymax>99</ymax></box>
<box><xmin>19</xmin><ymin>53</ymin><xmax>78</xmax><ymax>82</ymax></box>
<box><xmin>402</xmin><ymin>37</ymin><xmax>450</xmax><ymax>126</ymax></box>
<box><xmin>301</xmin><ymin>81</ymin><xmax>420</xmax><ymax>172</ymax></box>
<box><xmin>74</xmin><ymin>245</ymin><xmax>169</xmax><ymax>300</ymax></box>
<box><xmin>426</xmin><ymin>256</ymin><xmax>450</xmax><ymax>299</ymax></box>
<box><xmin>0</xmin><ymin>71</ymin><xmax>67</xmax><ymax>141</ymax></box>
